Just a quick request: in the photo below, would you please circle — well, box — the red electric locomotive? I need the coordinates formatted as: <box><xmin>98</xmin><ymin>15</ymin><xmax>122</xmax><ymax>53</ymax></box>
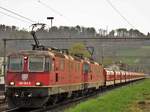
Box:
<box><xmin>6</xmin><ymin>51</ymin><xmax>105</xmax><ymax>108</ymax></box>
<box><xmin>5</xmin><ymin>28</ymin><xmax>105</xmax><ymax>108</ymax></box>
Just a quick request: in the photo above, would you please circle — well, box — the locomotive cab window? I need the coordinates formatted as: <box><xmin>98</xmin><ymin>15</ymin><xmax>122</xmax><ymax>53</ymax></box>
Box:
<box><xmin>29</xmin><ymin>56</ymin><xmax>44</xmax><ymax>72</ymax></box>
<box><xmin>83</xmin><ymin>63</ymin><xmax>90</xmax><ymax>74</ymax></box>
<box><xmin>8</xmin><ymin>56</ymin><xmax>23</xmax><ymax>72</ymax></box>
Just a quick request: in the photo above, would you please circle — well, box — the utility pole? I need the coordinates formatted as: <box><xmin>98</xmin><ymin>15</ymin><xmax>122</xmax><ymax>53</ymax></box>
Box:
<box><xmin>3</xmin><ymin>39</ymin><xmax>6</xmax><ymax>77</ymax></box>
<box><xmin>3</xmin><ymin>39</ymin><xmax>6</xmax><ymax>91</ymax></box>
<box><xmin>47</xmin><ymin>17</ymin><xmax>54</xmax><ymax>28</ymax></box>
<box><xmin>101</xmin><ymin>43</ymin><xmax>104</xmax><ymax>64</ymax></box>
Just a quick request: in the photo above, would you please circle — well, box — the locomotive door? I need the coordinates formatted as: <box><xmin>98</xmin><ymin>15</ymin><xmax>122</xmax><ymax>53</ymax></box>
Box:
<box><xmin>55</xmin><ymin>58</ymin><xmax>66</xmax><ymax>84</ymax></box>
<box><xmin>54</xmin><ymin>58</ymin><xmax>59</xmax><ymax>83</ymax></box>
<box><xmin>83</xmin><ymin>62</ymin><xmax>90</xmax><ymax>89</ymax></box>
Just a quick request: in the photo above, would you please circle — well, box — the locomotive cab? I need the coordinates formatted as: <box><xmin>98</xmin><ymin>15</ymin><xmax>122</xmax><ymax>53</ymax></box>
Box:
<box><xmin>7</xmin><ymin>53</ymin><xmax>52</xmax><ymax>86</ymax></box>
<box><xmin>6</xmin><ymin>50</ymin><xmax>54</xmax><ymax>108</ymax></box>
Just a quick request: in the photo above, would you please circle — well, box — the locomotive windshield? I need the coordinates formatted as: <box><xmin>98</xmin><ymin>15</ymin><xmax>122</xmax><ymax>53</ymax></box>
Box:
<box><xmin>9</xmin><ymin>56</ymin><xmax>23</xmax><ymax>71</ymax></box>
<box><xmin>8</xmin><ymin>55</ymin><xmax>52</xmax><ymax>72</ymax></box>
<box><xmin>29</xmin><ymin>56</ymin><xmax>44</xmax><ymax>72</ymax></box>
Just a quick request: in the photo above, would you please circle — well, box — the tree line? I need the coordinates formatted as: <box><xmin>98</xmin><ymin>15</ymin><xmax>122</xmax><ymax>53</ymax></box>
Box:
<box><xmin>0</xmin><ymin>24</ymin><xmax>149</xmax><ymax>39</ymax></box>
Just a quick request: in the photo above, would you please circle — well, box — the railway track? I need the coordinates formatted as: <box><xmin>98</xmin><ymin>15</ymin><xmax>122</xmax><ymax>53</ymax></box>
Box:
<box><xmin>28</xmin><ymin>80</ymin><xmax>144</xmax><ymax>112</ymax></box>
<box><xmin>0</xmin><ymin>91</ymin><xmax>7</xmax><ymax>112</ymax></box>
<box><xmin>0</xmin><ymin>79</ymin><xmax>145</xmax><ymax>112</ymax></box>
<box><xmin>0</xmin><ymin>86</ymin><xmax>108</xmax><ymax>112</ymax></box>
<box><xmin>0</xmin><ymin>91</ymin><xmax>5</xmax><ymax>103</ymax></box>
<box><xmin>28</xmin><ymin>93</ymin><xmax>100</xmax><ymax>112</ymax></box>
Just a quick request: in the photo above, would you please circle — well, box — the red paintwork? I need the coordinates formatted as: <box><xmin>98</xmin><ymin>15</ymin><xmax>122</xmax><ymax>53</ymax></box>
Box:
<box><xmin>120</xmin><ymin>71</ymin><xmax>126</xmax><ymax>81</ymax></box>
<box><xmin>83</xmin><ymin>63</ymin><xmax>104</xmax><ymax>83</ymax></box>
<box><xmin>125</xmin><ymin>71</ymin><xmax>130</xmax><ymax>81</ymax></box>
<box><xmin>6</xmin><ymin>55</ymin><xmax>50</xmax><ymax>87</ymax></box>
<box><xmin>6</xmin><ymin>51</ymin><xmax>105</xmax><ymax>88</ymax></box>
<box><xmin>6</xmin><ymin>72</ymin><xmax>49</xmax><ymax>86</ymax></box>
<box><xmin>104</xmin><ymin>69</ymin><xmax>115</xmax><ymax>81</ymax></box>
<box><xmin>114</xmin><ymin>71</ymin><xmax>121</xmax><ymax>82</ymax></box>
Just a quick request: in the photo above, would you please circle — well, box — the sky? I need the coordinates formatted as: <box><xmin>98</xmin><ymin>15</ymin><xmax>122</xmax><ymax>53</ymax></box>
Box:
<box><xmin>0</xmin><ymin>0</ymin><xmax>149</xmax><ymax>34</ymax></box>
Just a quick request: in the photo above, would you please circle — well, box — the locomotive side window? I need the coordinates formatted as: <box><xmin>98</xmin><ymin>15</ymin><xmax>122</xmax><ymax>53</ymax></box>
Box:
<box><xmin>74</xmin><ymin>63</ymin><xmax>76</xmax><ymax>73</ymax></box>
<box><xmin>96</xmin><ymin>67</ymin><xmax>99</xmax><ymax>75</ymax></box>
<box><xmin>70</xmin><ymin>62</ymin><xmax>73</xmax><ymax>71</ymax></box>
<box><xmin>78</xmin><ymin>63</ymin><xmax>80</xmax><ymax>73</ymax></box>
<box><xmin>29</xmin><ymin>57</ymin><xmax>44</xmax><ymax>72</ymax></box>
<box><xmin>9</xmin><ymin>56</ymin><xmax>23</xmax><ymax>72</ymax></box>
<box><xmin>45</xmin><ymin>57</ymin><xmax>52</xmax><ymax>72</ymax></box>
<box><xmin>77</xmin><ymin>63</ymin><xmax>80</xmax><ymax>73</ymax></box>
<box><xmin>60</xmin><ymin>59</ymin><xmax>65</xmax><ymax>71</ymax></box>
<box><xmin>66</xmin><ymin>61</ymin><xmax>69</xmax><ymax>72</ymax></box>
<box><xmin>83</xmin><ymin>63</ymin><xmax>90</xmax><ymax>74</ymax></box>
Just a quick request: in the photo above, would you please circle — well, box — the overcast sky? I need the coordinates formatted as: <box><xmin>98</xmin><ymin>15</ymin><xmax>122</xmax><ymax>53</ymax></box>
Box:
<box><xmin>0</xmin><ymin>0</ymin><xmax>149</xmax><ymax>34</ymax></box>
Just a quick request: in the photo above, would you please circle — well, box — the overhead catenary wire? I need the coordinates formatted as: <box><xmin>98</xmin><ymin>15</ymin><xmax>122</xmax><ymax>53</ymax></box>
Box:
<box><xmin>0</xmin><ymin>10</ymin><xmax>31</xmax><ymax>24</ymax></box>
<box><xmin>106</xmin><ymin>0</ymin><xmax>135</xmax><ymax>28</ymax></box>
<box><xmin>0</xmin><ymin>6</ymin><xmax>36</xmax><ymax>23</ymax></box>
<box><xmin>38</xmin><ymin>0</ymin><xmax>71</xmax><ymax>24</ymax></box>
<box><xmin>38</xmin><ymin>0</ymin><xmax>63</xmax><ymax>17</ymax></box>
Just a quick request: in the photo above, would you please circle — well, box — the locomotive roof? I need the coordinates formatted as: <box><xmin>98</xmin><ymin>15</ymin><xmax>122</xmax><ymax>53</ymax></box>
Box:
<box><xmin>8</xmin><ymin>50</ymin><xmax>70</xmax><ymax>59</ymax></box>
<box><xmin>8</xmin><ymin>50</ymin><xmax>100</xmax><ymax>65</ymax></box>
<box><xmin>8</xmin><ymin>50</ymin><xmax>52</xmax><ymax>56</ymax></box>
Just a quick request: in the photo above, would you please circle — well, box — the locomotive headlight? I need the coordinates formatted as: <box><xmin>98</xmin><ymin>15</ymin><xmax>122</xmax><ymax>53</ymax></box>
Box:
<box><xmin>10</xmin><ymin>81</ymin><xmax>15</xmax><ymax>86</ymax></box>
<box><xmin>28</xmin><ymin>93</ymin><xmax>32</xmax><ymax>97</ymax></box>
<box><xmin>35</xmin><ymin>82</ymin><xmax>41</xmax><ymax>86</ymax></box>
<box><xmin>15</xmin><ymin>93</ymin><xmax>19</xmax><ymax>97</ymax></box>
<box><xmin>24</xmin><ymin>56</ymin><xmax>28</xmax><ymax>60</ymax></box>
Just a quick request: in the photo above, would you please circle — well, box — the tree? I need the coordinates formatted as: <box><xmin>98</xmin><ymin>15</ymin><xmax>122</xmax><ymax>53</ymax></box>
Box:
<box><xmin>147</xmin><ymin>32</ymin><xmax>150</xmax><ymax>37</ymax></box>
<box><xmin>69</xmin><ymin>43</ymin><xmax>91</xmax><ymax>58</ymax></box>
<box><xmin>12</xmin><ymin>26</ymin><xmax>17</xmax><ymax>31</ymax></box>
<box><xmin>0</xmin><ymin>24</ymin><xmax>6</xmax><ymax>31</ymax></box>
<box><xmin>49</xmin><ymin>26</ymin><xmax>58</xmax><ymax>32</ymax></box>
<box><xmin>75</xmin><ymin>25</ymin><xmax>81</xmax><ymax>32</ymax></box>
<box><xmin>116</xmin><ymin>28</ymin><xmax>128</xmax><ymax>37</ymax></box>
<box><xmin>129</xmin><ymin>29</ymin><xmax>145</xmax><ymax>37</ymax></box>
<box><xmin>109</xmin><ymin>30</ymin><xmax>115</xmax><ymax>37</ymax></box>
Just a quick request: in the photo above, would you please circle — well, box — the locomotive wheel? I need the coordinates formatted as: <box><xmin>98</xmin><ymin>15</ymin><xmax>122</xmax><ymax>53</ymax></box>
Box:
<box><xmin>46</xmin><ymin>95</ymin><xmax>58</xmax><ymax>105</ymax></box>
<box><xmin>52</xmin><ymin>96</ymin><xmax>59</xmax><ymax>104</ymax></box>
<box><xmin>71</xmin><ymin>92</ymin><xmax>79</xmax><ymax>98</ymax></box>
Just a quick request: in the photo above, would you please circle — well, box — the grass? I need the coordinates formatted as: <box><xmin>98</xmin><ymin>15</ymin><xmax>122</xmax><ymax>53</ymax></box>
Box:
<box><xmin>118</xmin><ymin>46</ymin><xmax>150</xmax><ymax>57</ymax></box>
<box><xmin>65</xmin><ymin>79</ymin><xmax>150</xmax><ymax>112</ymax></box>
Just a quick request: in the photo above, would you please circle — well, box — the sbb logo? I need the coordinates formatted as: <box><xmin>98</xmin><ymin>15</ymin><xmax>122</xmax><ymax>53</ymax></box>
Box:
<box><xmin>21</xmin><ymin>74</ymin><xmax>28</xmax><ymax>81</ymax></box>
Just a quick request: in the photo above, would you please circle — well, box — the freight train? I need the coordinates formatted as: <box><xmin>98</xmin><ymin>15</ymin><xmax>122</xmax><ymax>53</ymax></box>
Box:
<box><xmin>5</xmin><ymin>49</ymin><xmax>145</xmax><ymax>108</ymax></box>
<box><xmin>5</xmin><ymin>24</ymin><xmax>145</xmax><ymax>109</ymax></box>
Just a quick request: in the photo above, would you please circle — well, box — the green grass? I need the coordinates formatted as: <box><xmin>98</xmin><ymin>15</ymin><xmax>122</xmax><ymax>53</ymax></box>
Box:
<box><xmin>117</xmin><ymin>46</ymin><xmax>150</xmax><ymax>57</ymax></box>
<box><xmin>65</xmin><ymin>79</ymin><xmax>150</xmax><ymax>112</ymax></box>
